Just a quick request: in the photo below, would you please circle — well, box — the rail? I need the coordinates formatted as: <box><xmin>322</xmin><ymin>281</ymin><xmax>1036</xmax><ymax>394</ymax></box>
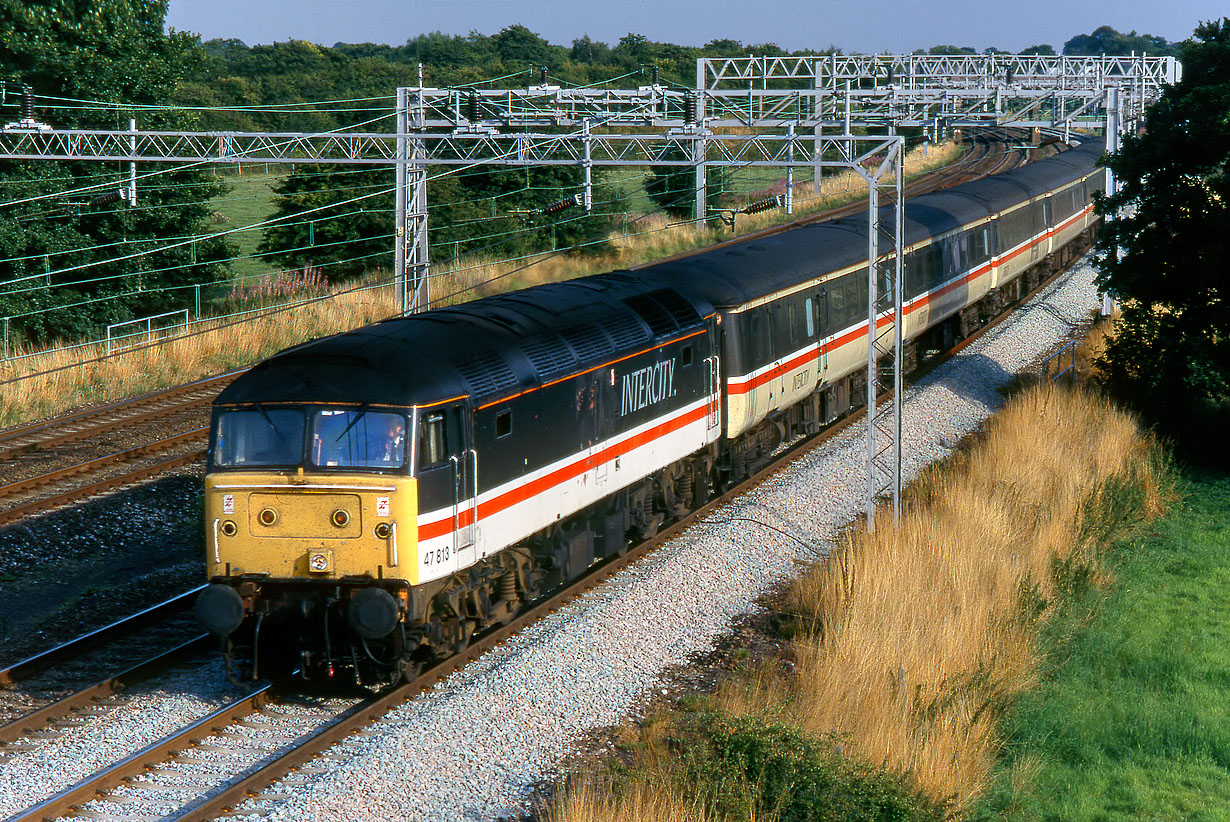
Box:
<box><xmin>0</xmin><ymin>587</ymin><xmax>205</xmax><ymax>685</ymax></box>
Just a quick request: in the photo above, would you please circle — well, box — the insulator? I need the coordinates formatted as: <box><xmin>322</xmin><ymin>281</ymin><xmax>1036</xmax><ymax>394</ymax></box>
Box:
<box><xmin>886</xmin><ymin>66</ymin><xmax>894</xmax><ymax>85</ymax></box>
<box><xmin>90</xmin><ymin>189</ymin><xmax>125</xmax><ymax>206</ymax></box>
<box><xmin>540</xmin><ymin>194</ymin><xmax>582</xmax><ymax>215</ymax></box>
<box><xmin>742</xmin><ymin>195</ymin><xmax>782</xmax><ymax>215</ymax></box>
<box><xmin>22</xmin><ymin>84</ymin><xmax>33</xmax><ymax>120</ymax></box>
<box><xmin>1005</xmin><ymin>67</ymin><xmax>1015</xmax><ymax>85</ymax></box>
<box><xmin>652</xmin><ymin>66</ymin><xmax>660</xmax><ymax>86</ymax></box>
<box><xmin>684</xmin><ymin>91</ymin><xmax>698</xmax><ymax>124</ymax></box>
<box><xmin>540</xmin><ymin>65</ymin><xmax>549</xmax><ymax>85</ymax></box>
<box><xmin>466</xmin><ymin>91</ymin><xmax>480</xmax><ymax>123</ymax></box>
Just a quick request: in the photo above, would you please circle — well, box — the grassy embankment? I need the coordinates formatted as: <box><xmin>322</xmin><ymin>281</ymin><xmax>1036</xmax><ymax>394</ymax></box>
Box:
<box><xmin>971</xmin><ymin>472</ymin><xmax>1230</xmax><ymax>819</ymax></box>
<box><xmin>0</xmin><ymin>141</ymin><xmax>962</xmax><ymax>427</ymax></box>
<box><xmin>546</xmin><ymin>376</ymin><xmax>1176</xmax><ymax>822</ymax></box>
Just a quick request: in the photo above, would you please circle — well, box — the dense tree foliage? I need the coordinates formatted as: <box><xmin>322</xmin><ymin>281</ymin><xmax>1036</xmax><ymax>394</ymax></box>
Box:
<box><xmin>0</xmin><ymin>0</ymin><xmax>231</xmax><ymax>345</ymax></box>
<box><xmin>1063</xmin><ymin>25</ymin><xmax>1182</xmax><ymax>57</ymax></box>
<box><xmin>644</xmin><ymin>150</ymin><xmax>731</xmax><ymax>219</ymax></box>
<box><xmin>256</xmin><ymin>162</ymin><xmax>618</xmax><ymax>279</ymax></box>
<box><xmin>1094</xmin><ymin>19</ymin><xmax>1230</xmax><ymax>458</ymax></box>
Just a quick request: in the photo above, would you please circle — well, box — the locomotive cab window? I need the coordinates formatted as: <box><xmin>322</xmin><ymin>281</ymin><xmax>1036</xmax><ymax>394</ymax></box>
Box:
<box><xmin>804</xmin><ymin>297</ymin><xmax>815</xmax><ymax>337</ymax></box>
<box><xmin>214</xmin><ymin>408</ymin><xmax>304</xmax><ymax>468</ymax></box>
<box><xmin>419</xmin><ymin>412</ymin><xmax>448</xmax><ymax>468</ymax></box>
<box><xmin>310</xmin><ymin>409</ymin><xmax>406</xmax><ymax>470</ymax></box>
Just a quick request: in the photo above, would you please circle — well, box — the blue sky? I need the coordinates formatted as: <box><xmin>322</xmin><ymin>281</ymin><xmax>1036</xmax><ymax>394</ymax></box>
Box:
<box><xmin>165</xmin><ymin>0</ymin><xmax>1219</xmax><ymax>55</ymax></box>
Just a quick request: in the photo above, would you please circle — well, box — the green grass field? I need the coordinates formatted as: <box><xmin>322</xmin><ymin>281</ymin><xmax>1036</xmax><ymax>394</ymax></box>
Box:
<box><xmin>208</xmin><ymin>165</ymin><xmax>283</xmax><ymax>283</ymax></box>
<box><xmin>976</xmin><ymin>468</ymin><xmax>1230</xmax><ymax>821</ymax></box>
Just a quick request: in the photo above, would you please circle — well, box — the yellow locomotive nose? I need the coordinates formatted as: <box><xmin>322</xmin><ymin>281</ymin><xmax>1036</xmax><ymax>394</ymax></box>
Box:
<box><xmin>204</xmin><ymin>472</ymin><xmax>419</xmax><ymax>584</ymax></box>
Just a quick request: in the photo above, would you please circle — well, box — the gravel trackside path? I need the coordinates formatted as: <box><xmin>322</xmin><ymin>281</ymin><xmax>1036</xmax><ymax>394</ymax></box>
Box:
<box><xmin>222</xmin><ymin>260</ymin><xmax>1100</xmax><ymax>822</ymax></box>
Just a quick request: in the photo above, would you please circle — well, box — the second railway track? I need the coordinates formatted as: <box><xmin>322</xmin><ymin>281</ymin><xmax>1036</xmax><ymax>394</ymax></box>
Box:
<box><xmin>0</xmin><ymin>373</ymin><xmax>247</xmax><ymax>526</ymax></box>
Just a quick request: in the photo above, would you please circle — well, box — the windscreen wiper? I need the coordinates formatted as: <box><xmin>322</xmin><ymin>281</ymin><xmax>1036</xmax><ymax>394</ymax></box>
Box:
<box><xmin>335</xmin><ymin>406</ymin><xmax>370</xmax><ymax>442</ymax></box>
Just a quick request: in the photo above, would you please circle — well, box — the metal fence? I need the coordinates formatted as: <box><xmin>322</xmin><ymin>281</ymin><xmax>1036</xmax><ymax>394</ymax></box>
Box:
<box><xmin>1043</xmin><ymin>339</ymin><xmax>1079</xmax><ymax>382</ymax></box>
<box><xmin>105</xmin><ymin>309</ymin><xmax>189</xmax><ymax>355</ymax></box>
<box><xmin>0</xmin><ymin>279</ymin><xmax>393</xmax><ymax>374</ymax></box>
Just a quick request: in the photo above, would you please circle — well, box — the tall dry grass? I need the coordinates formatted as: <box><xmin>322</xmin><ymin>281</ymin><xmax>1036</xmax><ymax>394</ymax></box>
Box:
<box><xmin>718</xmin><ymin>382</ymin><xmax>1171</xmax><ymax>811</ymax></box>
<box><xmin>546</xmin><ymin>775</ymin><xmax>723</xmax><ymax>822</ymax></box>
<box><xmin>0</xmin><ymin>282</ymin><xmax>396</xmax><ymax>425</ymax></box>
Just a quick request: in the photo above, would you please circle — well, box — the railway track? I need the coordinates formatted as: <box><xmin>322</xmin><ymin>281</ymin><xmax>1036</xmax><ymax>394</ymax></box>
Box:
<box><xmin>1</xmin><ymin>221</ymin><xmax>1094</xmax><ymax>822</ymax></box>
<box><xmin>0</xmin><ymin>373</ymin><xmax>246</xmax><ymax>527</ymax></box>
<box><xmin>636</xmin><ymin>126</ymin><xmax>1037</xmax><ymax>269</ymax></box>
<box><xmin>0</xmin><ymin>588</ymin><xmax>209</xmax><ymax>768</ymax></box>
<box><xmin>0</xmin><ymin>371</ymin><xmax>242</xmax><ymax>463</ymax></box>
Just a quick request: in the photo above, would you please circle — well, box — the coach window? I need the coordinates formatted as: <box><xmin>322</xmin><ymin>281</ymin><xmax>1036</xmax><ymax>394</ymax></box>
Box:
<box><xmin>420</xmin><ymin>412</ymin><xmax>447</xmax><ymax>468</ymax></box>
<box><xmin>681</xmin><ymin>345</ymin><xmax>694</xmax><ymax>367</ymax></box>
<box><xmin>830</xmin><ymin>284</ymin><xmax>845</xmax><ymax>326</ymax></box>
<box><xmin>495</xmin><ymin>409</ymin><xmax>512</xmax><ymax>439</ymax></box>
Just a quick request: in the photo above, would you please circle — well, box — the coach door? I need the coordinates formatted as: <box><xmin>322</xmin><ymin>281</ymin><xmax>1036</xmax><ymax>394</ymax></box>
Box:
<box><xmin>451</xmin><ymin>402</ymin><xmax>478</xmax><ymax>559</ymax></box>
<box><xmin>417</xmin><ymin>402</ymin><xmax>478</xmax><ymax>571</ymax></box>
<box><xmin>813</xmin><ymin>290</ymin><xmax>828</xmax><ymax>379</ymax></box>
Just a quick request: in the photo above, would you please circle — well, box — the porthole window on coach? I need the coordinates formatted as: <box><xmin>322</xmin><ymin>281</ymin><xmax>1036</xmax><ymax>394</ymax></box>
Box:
<box><xmin>420</xmin><ymin>412</ymin><xmax>447</xmax><ymax>468</ymax></box>
<box><xmin>310</xmin><ymin>409</ymin><xmax>406</xmax><ymax>470</ymax></box>
<box><xmin>214</xmin><ymin>408</ymin><xmax>304</xmax><ymax>468</ymax></box>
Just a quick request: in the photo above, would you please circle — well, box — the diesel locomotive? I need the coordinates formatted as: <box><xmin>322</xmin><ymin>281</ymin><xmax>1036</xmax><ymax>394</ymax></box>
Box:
<box><xmin>195</xmin><ymin>137</ymin><xmax>1106</xmax><ymax>686</ymax></box>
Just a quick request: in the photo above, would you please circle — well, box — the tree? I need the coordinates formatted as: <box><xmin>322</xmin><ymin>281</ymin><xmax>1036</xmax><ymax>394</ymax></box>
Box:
<box><xmin>569</xmin><ymin>35</ymin><xmax>610</xmax><ymax>64</ymax></box>
<box><xmin>257</xmin><ymin>166</ymin><xmax>393</xmax><ymax>280</ymax></box>
<box><xmin>258</xmin><ymin>163</ymin><xmax>617</xmax><ymax>284</ymax></box>
<box><xmin>1094</xmin><ymin>18</ymin><xmax>1230</xmax><ymax>458</ymax></box>
<box><xmin>1064</xmin><ymin>25</ymin><xmax>1180</xmax><ymax>57</ymax></box>
<box><xmin>0</xmin><ymin>0</ymin><xmax>231</xmax><ymax>345</ymax></box>
<box><xmin>645</xmin><ymin>147</ymin><xmax>730</xmax><ymax>219</ymax></box>
<box><xmin>492</xmin><ymin>24</ymin><xmax>562</xmax><ymax>69</ymax></box>
<box><xmin>1021</xmin><ymin>44</ymin><xmax>1056</xmax><ymax>55</ymax></box>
